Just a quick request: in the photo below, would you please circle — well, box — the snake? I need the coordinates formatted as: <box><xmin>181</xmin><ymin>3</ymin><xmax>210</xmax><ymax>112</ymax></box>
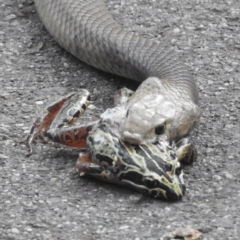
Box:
<box><xmin>30</xmin><ymin>0</ymin><xmax>202</xmax><ymax>200</ymax></box>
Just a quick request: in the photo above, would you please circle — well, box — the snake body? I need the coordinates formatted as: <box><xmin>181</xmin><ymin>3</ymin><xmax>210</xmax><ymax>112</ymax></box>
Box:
<box><xmin>34</xmin><ymin>0</ymin><xmax>201</xmax><ymax>145</ymax></box>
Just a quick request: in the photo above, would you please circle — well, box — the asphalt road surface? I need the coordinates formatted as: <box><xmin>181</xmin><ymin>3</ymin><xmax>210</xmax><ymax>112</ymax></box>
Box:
<box><xmin>0</xmin><ymin>0</ymin><xmax>240</xmax><ymax>239</ymax></box>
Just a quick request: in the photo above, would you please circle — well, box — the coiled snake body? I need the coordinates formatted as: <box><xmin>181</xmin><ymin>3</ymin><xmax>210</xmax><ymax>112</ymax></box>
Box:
<box><xmin>28</xmin><ymin>0</ymin><xmax>202</xmax><ymax>200</ymax></box>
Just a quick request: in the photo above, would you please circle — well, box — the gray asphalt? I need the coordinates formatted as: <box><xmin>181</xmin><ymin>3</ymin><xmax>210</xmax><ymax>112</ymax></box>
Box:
<box><xmin>1</xmin><ymin>0</ymin><xmax>240</xmax><ymax>239</ymax></box>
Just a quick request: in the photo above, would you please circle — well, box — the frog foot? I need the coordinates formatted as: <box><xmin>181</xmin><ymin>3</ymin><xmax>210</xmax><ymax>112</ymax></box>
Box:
<box><xmin>176</xmin><ymin>138</ymin><xmax>197</xmax><ymax>164</ymax></box>
<box><xmin>21</xmin><ymin>90</ymin><xmax>92</xmax><ymax>156</ymax></box>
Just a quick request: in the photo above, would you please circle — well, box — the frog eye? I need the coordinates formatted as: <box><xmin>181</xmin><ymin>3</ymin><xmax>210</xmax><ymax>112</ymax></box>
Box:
<box><xmin>175</xmin><ymin>166</ymin><xmax>182</xmax><ymax>175</ymax></box>
<box><xmin>155</xmin><ymin>124</ymin><xmax>165</xmax><ymax>135</ymax></box>
<box><xmin>143</xmin><ymin>177</ymin><xmax>157</xmax><ymax>188</ymax></box>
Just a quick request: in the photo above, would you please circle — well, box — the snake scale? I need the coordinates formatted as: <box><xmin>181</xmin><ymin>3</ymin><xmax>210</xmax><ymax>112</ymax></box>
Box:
<box><xmin>29</xmin><ymin>0</ymin><xmax>202</xmax><ymax>199</ymax></box>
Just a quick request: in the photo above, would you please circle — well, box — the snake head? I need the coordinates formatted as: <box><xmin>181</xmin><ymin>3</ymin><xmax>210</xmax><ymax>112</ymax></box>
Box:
<box><xmin>121</xmin><ymin>77</ymin><xmax>201</xmax><ymax>145</ymax></box>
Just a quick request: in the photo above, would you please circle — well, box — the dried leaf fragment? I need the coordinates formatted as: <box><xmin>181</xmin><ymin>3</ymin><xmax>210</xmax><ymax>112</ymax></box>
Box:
<box><xmin>168</xmin><ymin>227</ymin><xmax>202</xmax><ymax>240</ymax></box>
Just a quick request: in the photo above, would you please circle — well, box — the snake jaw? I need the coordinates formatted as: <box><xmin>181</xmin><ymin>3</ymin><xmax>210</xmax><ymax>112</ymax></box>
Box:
<box><xmin>122</xmin><ymin>131</ymin><xmax>143</xmax><ymax>145</ymax></box>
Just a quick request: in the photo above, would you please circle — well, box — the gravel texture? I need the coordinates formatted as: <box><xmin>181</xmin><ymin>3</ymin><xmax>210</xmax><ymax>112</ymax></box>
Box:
<box><xmin>1</xmin><ymin>0</ymin><xmax>240</xmax><ymax>239</ymax></box>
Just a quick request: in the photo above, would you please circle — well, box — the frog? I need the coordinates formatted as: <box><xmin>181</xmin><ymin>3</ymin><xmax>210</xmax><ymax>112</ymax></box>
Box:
<box><xmin>22</xmin><ymin>88</ymin><xmax>196</xmax><ymax>200</ymax></box>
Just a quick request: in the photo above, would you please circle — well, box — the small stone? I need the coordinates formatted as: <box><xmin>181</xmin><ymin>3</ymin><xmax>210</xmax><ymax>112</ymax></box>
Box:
<box><xmin>208</xmin><ymin>80</ymin><xmax>214</xmax><ymax>85</ymax></box>
<box><xmin>173</xmin><ymin>27</ymin><xmax>180</xmax><ymax>33</ymax></box>
<box><xmin>4</xmin><ymin>59</ymin><xmax>12</xmax><ymax>65</ymax></box>
<box><xmin>212</xmin><ymin>6</ymin><xmax>224</xmax><ymax>12</ymax></box>
<box><xmin>35</xmin><ymin>101</ymin><xmax>43</xmax><ymax>105</ymax></box>
<box><xmin>212</xmin><ymin>175</ymin><xmax>222</xmax><ymax>181</ymax></box>
<box><xmin>0</xmin><ymin>154</ymin><xmax>9</xmax><ymax>159</ymax></box>
<box><xmin>96</xmin><ymin>228</ymin><xmax>106</xmax><ymax>234</ymax></box>
<box><xmin>129</xmin><ymin>194</ymin><xmax>140</xmax><ymax>201</ymax></box>
<box><xmin>217</xmin><ymin>218</ymin><xmax>234</xmax><ymax>229</ymax></box>
<box><xmin>219</xmin><ymin>20</ymin><xmax>228</xmax><ymax>28</ymax></box>
<box><xmin>224</xmin><ymin>172</ymin><xmax>234</xmax><ymax>180</ymax></box>
<box><xmin>119</xmin><ymin>225</ymin><xmax>129</xmax><ymax>230</ymax></box>
<box><xmin>206</xmin><ymin>147</ymin><xmax>213</xmax><ymax>153</ymax></box>
<box><xmin>12</xmin><ymin>228</ymin><xmax>19</xmax><ymax>234</ymax></box>
<box><xmin>50</xmin><ymin>178</ymin><xmax>57</xmax><ymax>182</ymax></box>
<box><xmin>15</xmin><ymin>123</ymin><xmax>24</xmax><ymax>127</ymax></box>
<box><xmin>5</xmin><ymin>14</ymin><xmax>17</xmax><ymax>21</ymax></box>
<box><xmin>25</xmin><ymin>227</ymin><xmax>32</xmax><ymax>232</ymax></box>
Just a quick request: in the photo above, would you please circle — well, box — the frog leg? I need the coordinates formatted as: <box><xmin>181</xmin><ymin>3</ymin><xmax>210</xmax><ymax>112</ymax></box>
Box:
<box><xmin>46</xmin><ymin>123</ymin><xmax>95</xmax><ymax>148</ymax></box>
<box><xmin>75</xmin><ymin>152</ymin><xmax>120</xmax><ymax>183</ymax></box>
<box><xmin>176</xmin><ymin>138</ymin><xmax>197</xmax><ymax>164</ymax></box>
<box><xmin>75</xmin><ymin>152</ymin><xmax>103</xmax><ymax>176</ymax></box>
<box><xmin>22</xmin><ymin>90</ymin><xmax>93</xmax><ymax>156</ymax></box>
<box><xmin>21</xmin><ymin>93</ymin><xmax>75</xmax><ymax>155</ymax></box>
<box><xmin>114</xmin><ymin>87</ymin><xmax>134</xmax><ymax>106</ymax></box>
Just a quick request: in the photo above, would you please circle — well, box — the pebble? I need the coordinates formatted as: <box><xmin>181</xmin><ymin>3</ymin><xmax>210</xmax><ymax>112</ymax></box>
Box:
<box><xmin>11</xmin><ymin>228</ymin><xmax>20</xmax><ymax>234</ymax></box>
<box><xmin>0</xmin><ymin>154</ymin><xmax>9</xmax><ymax>159</ymax></box>
<box><xmin>119</xmin><ymin>225</ymin><xmax>129</xmax><ymax>230</ymax></box>
<box><xmin>224</xmin><ymin>172</ymin><xmax>234</xmax><ymax>180</ymax></box>
<box><xmin>215</xmin><ymin>218</ymin><xmax>234</xmax><ymax>229</ymax></box>
<box><xmin>5</xmin><ymin>14</ymin><xmax>17</xmax><ymax>20</ymax></box>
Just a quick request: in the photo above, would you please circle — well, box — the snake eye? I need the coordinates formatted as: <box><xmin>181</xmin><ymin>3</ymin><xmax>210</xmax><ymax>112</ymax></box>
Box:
<box><xmin>143</xmin><ymin>177</ymin><xmax>157</xmax><ymax>188</ymax></box>
<box><xmin>155</xmin><ymin>124</ymin><xmax>165</xmax><ymax>135</ymax></box>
